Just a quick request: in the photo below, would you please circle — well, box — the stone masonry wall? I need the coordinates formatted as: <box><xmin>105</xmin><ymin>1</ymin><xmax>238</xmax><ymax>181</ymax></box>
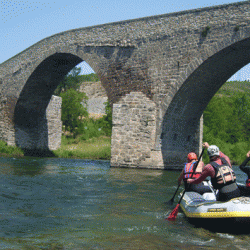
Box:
<box><xmin>79</xmin><ymin>81</ymin><xmax>108</xmax><ymax>118</ymax></box>
<box><xmin>0</xmin><ymin>95</ymin><xmax>11</xmax><ymax>144</ymax></box>
<box><xmin>44</xmin><ymin>95</ymin><xmax>62</xmax><ymax>150</ymax></box>
<box><xmin>13</xmin><ymin>95</ymin><xmax>62</xmax><ymax>151</ymax></box>
<box><xmin>111</xmin><ymin>92</ymin><xmax>163</xmax><ymax>169</ymax></box>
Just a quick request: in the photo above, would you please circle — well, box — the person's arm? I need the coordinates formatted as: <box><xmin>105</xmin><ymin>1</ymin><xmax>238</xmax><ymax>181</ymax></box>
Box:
<box><xmin>239</xmin><ymin>158</ymin><xmax>250</xmax><ymax>169</ymax></box>
<box><xmin>199</xmin><ymin>161</ymin><xmax>205</xmax><ymax>170</ymax></box>
<box><xmin>187</xmin><ymin>165</ymin><xmax>214</xmax><ymax>184</ymax></box>
<box><xmin>219</xmin><ymin>151</ymin><xmax>232</xmax><ymax>167</ymax></box>
<box><xmin>239</xmin><ymin>151</ymin><xmax>250</xmax><ymax>175</ymax></box>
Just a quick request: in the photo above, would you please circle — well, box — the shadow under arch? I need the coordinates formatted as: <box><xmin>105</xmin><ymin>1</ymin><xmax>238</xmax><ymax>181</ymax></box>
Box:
<box><xmin>160</xmin><ymin>37</ymin><xmax>250</xmax><ymax>166</ymax></box>
<box><xmin>14</xmin><ymin>52</ymin><xmax>83</xmax><ymax>156</ymax></box>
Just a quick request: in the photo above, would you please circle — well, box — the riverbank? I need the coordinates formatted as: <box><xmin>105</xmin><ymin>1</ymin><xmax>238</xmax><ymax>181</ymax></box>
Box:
<box><xmin>53</xmin><ymin>135</ymin><xmax>111</xmax><ymax>160</ymax></box>
<box><xmin>0</xmin><ymin>140</ymin><xmax>25</xmax><ymax>158</ymax></box>
<box><xmin>0</xmin><ymin>135</ymin><xmax>111</xmax><ymax>160</ymax></box>
<box><xmin>0</xmin><ymin>136</ymin><xmax>247</xmax><ymax>165</ymax></box>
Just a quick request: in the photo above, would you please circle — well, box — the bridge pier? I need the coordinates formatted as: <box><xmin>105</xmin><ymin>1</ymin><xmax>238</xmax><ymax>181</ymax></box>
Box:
<box><xmin>0</xmin><ymin>95</ymin><xmax>62</xmax><ymax>153</ymax></box>
<box><xmin>111</xmin><ymin>91</ymin><xmax>164</xmax><ymax>169</ymax></box>
<box><xmin>110</xmin><ymin>91</ymin><xmax>203</xmax><ymax>169</ymax></box>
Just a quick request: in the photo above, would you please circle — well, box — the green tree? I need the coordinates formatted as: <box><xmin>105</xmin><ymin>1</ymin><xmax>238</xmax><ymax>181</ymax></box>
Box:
<box><xmin>78</xmin><ymin>73</ymin><xmax>99</xmax><ymax>83</ymax></box>
<box><xmin>233</xmin><ymin>93</ymin><xmax>250</xmax><ymax>138</ymax></box>
<box><xmin>60</xmin><ymin>89</ymin><xmax>88</xmax><ymax>137</ymax></box>
<box><xmin>203</xmin><ymin>80</ymin><xmax>250</xmax><ymax>164</ymax></box>
<box><xmin>54</xmin><ymin>67</ymin><xmax>82</xmax><ymax>95</ymax></box>
<box><xmin>102</xmin><ymin>100</ymin><xmax>112</xmax><ymax>136</ymax></box>
<box><xmin>203</xmin><ymin>96</ymin><xmax>233</xmax><ymax>142</ymax></box>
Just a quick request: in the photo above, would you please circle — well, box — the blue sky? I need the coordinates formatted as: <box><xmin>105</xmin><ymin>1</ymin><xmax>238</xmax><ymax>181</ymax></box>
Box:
<box><xmin>1</xmin><ymin>0</ymin><xmax>249</xmax><ymax>80</ymax></box>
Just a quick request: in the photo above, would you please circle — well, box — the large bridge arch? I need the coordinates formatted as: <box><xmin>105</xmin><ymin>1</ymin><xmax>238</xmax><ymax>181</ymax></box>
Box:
<box><xmin>11</xmin><ymin>48</ymin><xmax>120</xmax><ymax>153</ymax></box>
<box><xmin>14</xmin><ymin>52</ymin><xmax>82</xmax><ymax>152</ymax></box>
<box><xmin>160</xmin><ymin>36</ymin><xmax>250</xmax><ymax>167</ymax></box>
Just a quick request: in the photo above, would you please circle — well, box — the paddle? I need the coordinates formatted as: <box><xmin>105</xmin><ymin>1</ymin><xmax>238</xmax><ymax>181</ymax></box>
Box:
<box><xmin>167</xmin><ymin>147</ymin><xmax>205</xmax><ymax>221</ymax></box>
<box><xmin>166</xmin><ymin>183</ymin><xmax>181</xmax><ymax>205</ymax></box>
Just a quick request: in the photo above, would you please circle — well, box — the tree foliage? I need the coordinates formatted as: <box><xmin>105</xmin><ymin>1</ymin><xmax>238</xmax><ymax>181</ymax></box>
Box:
<box><xmin>54</xmin><ymin>67</ymin><xmax>82</xmax><ymax>95</ymax></box>
<box><xmin>98</xmin><ymin>100</ymin><xmax>112</xmax><ymax>136</ymax></box>
<box><xmin>60</xmin><ymin>89</ymin><xmax>88</xmax><ymax>137</ymax></box>
<box><xmin>78</xmin><ymin>73</ymin><xmax>99</xmax><ymax>82</ymax></box>
<box><xmin>203</xmin><ymin>81</ymin><xmax>250</xmax><ymax>164</ymax></box>
<box><xmin>203</xmin><ymin>93</ymin><xmax>250</xmax><ymax>144</ymax></box>
<box><xmin>54</xmin><ymin>67</ymin><xmax>100</xmax><ymax>96</ymax></box>
<box><xmin>55</xmin><ymin>68</ymin><xmax>113</xmax><ymax>139</ymax></box>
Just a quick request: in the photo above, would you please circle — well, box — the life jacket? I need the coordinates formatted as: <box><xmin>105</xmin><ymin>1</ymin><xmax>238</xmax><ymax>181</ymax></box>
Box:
<box><xmin>210</xmin><ymin>157</ymin><xmax>236</xmax><ymax>190</ymax></box>
<box><xmin>183</xmin><ymin>161</ymin><xmax>201</xmax><ymax>181</ymax></box>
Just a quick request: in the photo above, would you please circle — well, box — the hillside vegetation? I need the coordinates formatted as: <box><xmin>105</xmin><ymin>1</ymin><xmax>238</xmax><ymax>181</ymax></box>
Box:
<box><xmin>203</xmin><ymin>80</ymin><xmax>250</xmax><ymax>164</ymax></box>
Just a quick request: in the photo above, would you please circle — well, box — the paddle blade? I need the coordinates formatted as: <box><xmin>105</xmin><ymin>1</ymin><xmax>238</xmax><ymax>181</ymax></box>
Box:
<box><xmin>166</xmin><ymin>204</ymin><xmax>180</xmax><ymax>221</ymax></box>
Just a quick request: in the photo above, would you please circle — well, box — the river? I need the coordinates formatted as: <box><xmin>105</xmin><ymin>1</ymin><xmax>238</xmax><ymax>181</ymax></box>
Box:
<box><xmin>0</xmin><ymin>157</ymin><xmax>250</xmax><ymax>249</ymax></box>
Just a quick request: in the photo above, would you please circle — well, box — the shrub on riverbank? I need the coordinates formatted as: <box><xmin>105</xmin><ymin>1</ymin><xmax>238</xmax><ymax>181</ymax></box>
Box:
<box><xmin>0</xmin><ymin>140</ymin><xmax>24</xmax><ymax>158</ymax></box>
<box><xmin>53</xmin><ymin>135</ymin><xmax>111</xmax><ymax>160</ymax></box>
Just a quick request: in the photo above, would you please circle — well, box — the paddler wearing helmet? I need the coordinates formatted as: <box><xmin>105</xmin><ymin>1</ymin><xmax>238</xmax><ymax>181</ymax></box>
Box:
<box><xmin>178</xmin><ymin>151</ymin><xmax>211</xmax><ymax>194</ymax></box>
<box><xmin>187</xmin><ymin>142</ymin><xmax>241</xmax><ymax>201</ymax></box>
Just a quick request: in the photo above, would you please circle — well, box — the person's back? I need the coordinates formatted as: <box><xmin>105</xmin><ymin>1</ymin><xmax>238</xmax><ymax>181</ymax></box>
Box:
<box><xmin>206</xmin><ymin>145</ymin><xmax>240</xmax><ymax>201</ymax></box>
<box><xmin>178</xmin><ymin>152</ymin><xmax>211</xmax><ymax>195</ymax></box>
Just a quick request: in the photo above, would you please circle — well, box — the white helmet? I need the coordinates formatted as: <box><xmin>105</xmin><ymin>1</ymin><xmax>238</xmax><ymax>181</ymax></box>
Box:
<box><xmin>207</xmin><ymin>145</ymin><xmax>220</xmax><ymax>158</ymax></box>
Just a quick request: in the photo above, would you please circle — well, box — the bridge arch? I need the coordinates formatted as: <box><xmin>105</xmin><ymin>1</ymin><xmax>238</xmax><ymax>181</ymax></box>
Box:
<box><xmin>160</xmin><ymin>35</ymin><xmax>250</xmax><ymax>166</ymax></box>
<box><xmin>13</xmin><ymin>51</ymin><xmax>105</xmax><ymax>152</ymax></box>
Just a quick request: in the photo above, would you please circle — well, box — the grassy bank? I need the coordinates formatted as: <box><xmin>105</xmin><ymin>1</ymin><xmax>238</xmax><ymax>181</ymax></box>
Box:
<box><xmin>0</xmin><ymin>140</ymin><xmax>24</xmax><ymax>158</ymax></box>
<box><xmin>0</xmin><ymin>135</ymin><xmax>111</xmax><ymax>160</ymax></box>
<box><xmin>52</xmin><ymin>135</ymin><xmax>111</xmax><ymax>160</ymax></box>
<box><xmin>0</xmin><ymin>135</ymin><xmax>247</xmax><ymax>165</ymax></box>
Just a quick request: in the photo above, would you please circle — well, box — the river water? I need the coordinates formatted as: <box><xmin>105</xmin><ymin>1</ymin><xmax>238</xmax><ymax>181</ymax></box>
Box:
<box><xmin>0</xmin><ymin>157</ymin><xmax>250</xmax><ymax>249</ymax></box>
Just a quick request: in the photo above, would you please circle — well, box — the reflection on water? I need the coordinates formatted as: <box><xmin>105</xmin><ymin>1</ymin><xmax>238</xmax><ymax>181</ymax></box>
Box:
<box><xmin>0</xmin><ymin>157</ymin><xmax>249</xmax><ymax>249</ymax></box>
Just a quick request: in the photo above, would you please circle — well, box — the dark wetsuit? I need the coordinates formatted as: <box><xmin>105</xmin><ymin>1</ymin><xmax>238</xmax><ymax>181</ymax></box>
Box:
<box><xmin>238</xmin><ymin>157</ymin><xmax>250</xmax><ymax>196</ymax></box>
<box><xmin>239</xmin><ymin>157</ymin><xmax>250</xmax><ymax>179</ymax></box>
<box><xmin>184</xmin><ymin>182</ymin><xmax>211</xmax><ymax>195</ymax></box>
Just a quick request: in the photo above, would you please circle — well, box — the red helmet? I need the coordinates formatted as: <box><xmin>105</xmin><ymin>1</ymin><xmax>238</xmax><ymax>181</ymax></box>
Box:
<box><xmin>187</xmin><ymin>152</ymin><xmax>197</xmax><ymax>162</ymax></box>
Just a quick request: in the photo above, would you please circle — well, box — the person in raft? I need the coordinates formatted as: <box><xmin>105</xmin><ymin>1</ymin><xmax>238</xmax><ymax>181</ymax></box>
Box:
<box><xmin>187</xmin><ymin>142</ymin><xmax>241</xmax><ymax>201</ymax></box>
<box><xmin>178</xmin><ymin>152</ymin><xmax>211</xmax><ymax>195</ymax></box>
<box><xmin>239</xmin><ymin>151</ymin><xmax>250</xmax><ymax>188</ymax></box>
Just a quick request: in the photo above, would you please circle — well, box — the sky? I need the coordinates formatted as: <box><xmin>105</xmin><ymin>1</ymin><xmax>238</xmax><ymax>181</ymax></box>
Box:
<box><xmin>1</xmin><ymin>0</ymin><xmax>249</xmax><ymax>81</ymax></box>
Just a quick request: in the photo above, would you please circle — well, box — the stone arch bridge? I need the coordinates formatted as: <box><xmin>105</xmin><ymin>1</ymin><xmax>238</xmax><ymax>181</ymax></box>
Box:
<box><xmin>0</xmin><ymin>0</ymin><xmax>250</xmax><ymax>169</ymax></box>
